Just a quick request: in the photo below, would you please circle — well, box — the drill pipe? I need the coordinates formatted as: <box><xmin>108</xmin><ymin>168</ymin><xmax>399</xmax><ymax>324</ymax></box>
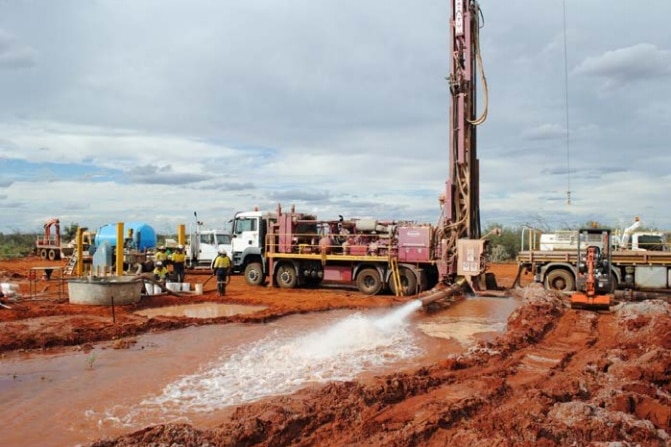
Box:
<box><xmin>614</xmin><ymin>289</ymin><xmax>671</xmax><ymax>302</ymax></box>
<box><xmin>418</xmin><ymin>278</ymin><xmax>468</xmax><ymax>307</ymax></box>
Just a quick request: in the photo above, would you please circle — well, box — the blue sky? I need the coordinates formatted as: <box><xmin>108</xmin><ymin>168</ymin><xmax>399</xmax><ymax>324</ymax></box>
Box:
<box><xmin>1</xmin><ymin>0</ymin><xmax>670</xmax><ymax>235</ymax></box>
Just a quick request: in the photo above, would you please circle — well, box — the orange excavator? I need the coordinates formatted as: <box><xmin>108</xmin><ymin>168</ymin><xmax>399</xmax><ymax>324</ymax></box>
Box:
<box><xmin>570</xmin><ymin>228</ymin><xmax>613</xmax><ymax>310</ymax></box>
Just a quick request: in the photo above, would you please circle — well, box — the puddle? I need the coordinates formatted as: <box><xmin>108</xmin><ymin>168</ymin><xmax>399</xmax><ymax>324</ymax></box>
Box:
<box><xmin>0</xmin><ymin>296</ymin><xmax>521</xmax><ymax>446</ymax></box>
<box><xmin>135</xmin><ymin>303</ymin><xmax>267</xmax><ymax>319</ymax></box>
<box><xmin>415</xmin><ymin>296</ymin><xmax>520</xmax><ymax>345</ymax></box>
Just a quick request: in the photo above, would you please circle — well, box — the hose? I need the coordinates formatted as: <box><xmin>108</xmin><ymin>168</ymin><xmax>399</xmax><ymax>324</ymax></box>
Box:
<box><xmin>468</xmin><ymin>1</ymin><xmax>488</xmax><ymax>126</ymax></box>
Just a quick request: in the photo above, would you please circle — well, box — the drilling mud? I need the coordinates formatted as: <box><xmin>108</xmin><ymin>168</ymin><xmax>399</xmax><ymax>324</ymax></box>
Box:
<box><xmin>134</xmin><ymin>303</ymin><xmax>268</xmax><ymax>319</ymax></box>
<box><xmin>1</xmin><ymin>297</ymin><xmax>519</xmax><ymax>446</ymax></box>
<box><xmin>2</xmin><ymin>259</ymin><xmax>670</xmax><ymax>446</ymax></box>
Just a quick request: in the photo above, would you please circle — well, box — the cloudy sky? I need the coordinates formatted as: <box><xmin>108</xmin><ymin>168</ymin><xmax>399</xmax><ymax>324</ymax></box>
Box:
<box><xmin>1</xmin><ymin>0</ymin><xmax>670</xmax><ymax>235</ymax></box>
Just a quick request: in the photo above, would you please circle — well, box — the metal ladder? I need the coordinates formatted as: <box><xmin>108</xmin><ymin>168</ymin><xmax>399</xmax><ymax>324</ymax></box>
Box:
<box><xmin>64</xmin><ymin>254</ymin><xmax>77</xmax><ymax>275</ymax></box>
<box><xmin>389</xmin><ymin>257</ymin><xmax>404</xmax><ymax>296</ymax></box>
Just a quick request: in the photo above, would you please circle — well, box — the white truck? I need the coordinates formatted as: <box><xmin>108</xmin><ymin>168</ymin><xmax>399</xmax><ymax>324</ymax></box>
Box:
<box><xmin>516</xmin><ymin>219</ymin><xmax>671</xmax><ymax>296</ymax></box>
<box><xmin>185</xmin><ymin>217</ymin><xmax>232</xmax><ymax>269</ymax></box>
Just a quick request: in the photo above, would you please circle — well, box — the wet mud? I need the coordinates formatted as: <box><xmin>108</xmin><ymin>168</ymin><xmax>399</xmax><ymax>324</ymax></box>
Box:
<box><xmin>2</xmin><ymin>258</ymin><xmax>670</xmax><ymax>446</ymax></box>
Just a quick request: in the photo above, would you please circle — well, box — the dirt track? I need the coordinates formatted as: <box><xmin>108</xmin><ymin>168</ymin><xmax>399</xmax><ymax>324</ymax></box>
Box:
<box><xmin>2</xmin><ymin>258</ymin><xmax>670</xmax><ymax>446</ymax></box>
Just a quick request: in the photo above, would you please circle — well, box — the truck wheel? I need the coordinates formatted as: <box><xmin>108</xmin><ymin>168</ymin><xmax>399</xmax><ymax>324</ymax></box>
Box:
<box><xmin>606</xmin><ymin>271</ymin><xmax>618</xmax><ymax>293</ymax></box>
<box><xmin>48</xmin><ymin>249</ymin><xmax>57</xmax><ymax>261</ymax></box>
<box><xmin>357</xmin><ymin>268</ymin><xmax>383</xmax><ymax>295</ymax></box>
<box><xmin>39</xmin><ymin>249</ymin><xmax>48</xmax><ymax>260</ymax></box>
<box><xmin>275</xmin><ymin>263</ymin><xmax>297</xmax><ymax>288</ymax></box>
<box><xmin>390</xmin><ymin>267</ymin><xmax>418</xmax><ymax>296</ymax></box>
<box><xmin>244</xmin><ymin>262</ymin><xmax>265</xmax><ymax>286</ymax></box>
<box><xmin>545</xmin><ymin>269</ymin><xmax>575</xmax><ymax>292</ymax></box>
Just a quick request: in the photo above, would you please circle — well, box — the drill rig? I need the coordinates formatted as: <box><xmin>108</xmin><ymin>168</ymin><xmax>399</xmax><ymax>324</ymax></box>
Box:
<box><xmin>436</xmin><ymin>0</ymin><xmax>492</xmax><ymax>292</ymax></box>
<box><xmin>229</xmin><ymin>1</ymin><xmax>495</xmax><ymax>299</ymax></box>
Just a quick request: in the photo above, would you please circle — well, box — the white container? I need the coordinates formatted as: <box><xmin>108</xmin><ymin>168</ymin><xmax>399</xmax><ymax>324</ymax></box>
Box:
<box><xmin>154</xmin><ymin>284</ymin><xmax>163</xmax><ymax>295</ymax></box>
<box><xmin>181</xmin><ymin>282</ymin><xmax>190</xmax><ymax>292</ymax></box>
<box><xmin>194</xmin><ymin>283</ymin><xmax>203</xmax><ymax>295</ymax></box>
<box><xmin>166</xmin><ymin>282</ymin><xmax>181</xmax><ymax>292</ymax></box>
<box><xmin>1</xmin><ymin>282</ymin><xmax>19</xmax><ymax>297</ymax></box>
<box><xmin>144</xmin><ymin>281</ymin><xmax>154</xmax><ymax>295</ymax></box>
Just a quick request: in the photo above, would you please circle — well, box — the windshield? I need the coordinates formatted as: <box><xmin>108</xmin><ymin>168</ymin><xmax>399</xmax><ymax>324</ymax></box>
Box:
<box><xmin>216</xmin><ymin>234</ymin><xmax>231</xmax><ymax>245</ymax></box>
<box><xmin>235</xmin><ymin>218</ymin><xmax>257</xmax><ymax>234</ymax></box>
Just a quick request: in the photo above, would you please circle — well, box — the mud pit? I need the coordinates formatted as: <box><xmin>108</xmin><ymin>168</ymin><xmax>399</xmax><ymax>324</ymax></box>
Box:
<box><xmin>1</xmin><ymin>258</ymin><xmax>671</xmax><ymax>446</ymax></box>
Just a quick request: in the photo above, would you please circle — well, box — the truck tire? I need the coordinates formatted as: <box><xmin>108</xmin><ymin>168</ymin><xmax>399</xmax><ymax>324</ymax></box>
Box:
<box><xmin>39</xmin><ymin>249</ymin><xmax>48</xmax><ymax>260</ymax></box>
<box><xmin>275</xmin><ymin>263</ymin><xmax>297</xmax><ymax>289</ymax></box>
<box><xmin>356</xmin><ymin>268</ymin><xmax>383</xmax><ymax>295</ymax></box>
<box><xmin>48</xmin><ymin>249</ymin><xmax>57</xmax><ymax>261</ymax></box>
<box><xmin>244</xmin><ymin>262</ymin><xmax>265</xmax><ymax>286</ymax></box>
<box><xmin>545</xmin><ymin>269</ymin><xmax>575</xmax><ymax>292</ymax></box>
<box><xmin>608</xmin><ymin>272</ymin><xmax>618</xmax><ymax>293</ymax></box>
<box><xmin>390</xmin><ymin>267</ymin><xmax>418</xmax><ymax>296</ymax></box>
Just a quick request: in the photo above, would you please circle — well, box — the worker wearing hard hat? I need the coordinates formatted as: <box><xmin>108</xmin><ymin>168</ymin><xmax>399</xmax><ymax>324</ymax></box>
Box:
<box><xmin>153</xmin><ymin>261</ymin><xmax>169</xmax><ymax>283</ymax></box>
<box><xmin>155</xmin><ymin>246</ymin><xmax>169</xmax><ymax>263</ymax></box>
<box><xmin>171</xmin><ymin>245</ymin><xmax>186</xmax><ymax>283</ymax></box>
<box><xmin>212</xmin><ymin>248</ymin><xmax>231</xmax><ymax>296</ymax></box>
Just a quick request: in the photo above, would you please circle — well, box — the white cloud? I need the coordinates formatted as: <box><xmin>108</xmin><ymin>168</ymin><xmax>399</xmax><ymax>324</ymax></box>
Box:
<box><xmin>0</xmin><ymin>0</ymin><xmax>670</xmax><ymax>234</ymax></box>
<box><xmin>521</xmin><ymin>123</ymin><xmax>566</xmax><ymax>141</ymax></box>
<box><xmin>573</xmin><ymin>43</ymin><xmax>671</xmax><ymax>89</ymax></box>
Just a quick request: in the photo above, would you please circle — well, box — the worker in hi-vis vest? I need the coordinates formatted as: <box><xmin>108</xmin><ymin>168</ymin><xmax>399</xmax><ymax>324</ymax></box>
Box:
<box><xmin>212</xmin><ymin>248</ymin><xmax>231</xmax><ymax>296</ymax></box>
<box><xmin>153</xmin><ymin>261</ymin><xmax>169</xmax><ymax>283</ymax></box>
<box><xmin>170</xmin><ymin>245</ymin><xmax>186</xmax><ymax>283</ymax></box>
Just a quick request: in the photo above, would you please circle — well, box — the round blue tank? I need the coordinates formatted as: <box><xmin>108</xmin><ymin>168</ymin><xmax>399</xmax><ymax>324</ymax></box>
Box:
<box><xmin>94</xmin><ymin>222</ymin><xmax>157</xmax><ymax>251</ymax></box>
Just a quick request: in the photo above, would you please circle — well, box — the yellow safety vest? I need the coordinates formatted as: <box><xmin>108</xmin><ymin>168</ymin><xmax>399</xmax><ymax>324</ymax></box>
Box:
<box><xmin>213</xmin><ymin>255</ymin><xmax>231</xmax><ymax>269</ymax></box>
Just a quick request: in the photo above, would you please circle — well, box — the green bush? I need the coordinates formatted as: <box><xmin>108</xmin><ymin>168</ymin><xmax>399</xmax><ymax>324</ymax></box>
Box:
<box><xmin>0</xmin><ymin>232</ymin><xmax>37</xmax><ymax>259</ymax></box>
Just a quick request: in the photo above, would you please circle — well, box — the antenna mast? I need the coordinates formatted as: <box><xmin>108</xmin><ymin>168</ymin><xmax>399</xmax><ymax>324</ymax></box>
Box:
<box><xmin>562</xmin><ymin>0</ymin><xmax>572</xmax><ymax>205</ymax></box>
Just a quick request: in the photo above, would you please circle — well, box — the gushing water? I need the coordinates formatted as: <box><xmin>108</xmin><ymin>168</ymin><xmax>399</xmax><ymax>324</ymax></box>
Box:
<box><xmin>108</xmin><ymin>300</ymin><xmax>424</xmax><ymax>425</ymax></box>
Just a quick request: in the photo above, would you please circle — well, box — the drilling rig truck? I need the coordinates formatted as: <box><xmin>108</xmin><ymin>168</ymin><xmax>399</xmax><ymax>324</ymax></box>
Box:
<box><xmin>227</xmin><ymin>0</ymin><xmax>494</xmax><ymax>297</ymax></box>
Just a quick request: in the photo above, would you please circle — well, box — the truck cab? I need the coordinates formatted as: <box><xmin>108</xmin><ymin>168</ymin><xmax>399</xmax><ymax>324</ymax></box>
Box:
<box><xmin>186</xmin><ymin>229</ymin><xmax>231</xmax><ymax>269</ymax></box>
<box><xmin>229</xmin><ymin>210</ymin><xmax>277</xmax><ymax>284</ymax></box>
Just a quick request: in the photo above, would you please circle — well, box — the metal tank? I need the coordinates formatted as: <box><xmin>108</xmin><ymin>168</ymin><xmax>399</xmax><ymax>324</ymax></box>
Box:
<box><xmin>94</xmin><ymin>222</ymin><xmax>157</xmax><ymax>251</ymax></box>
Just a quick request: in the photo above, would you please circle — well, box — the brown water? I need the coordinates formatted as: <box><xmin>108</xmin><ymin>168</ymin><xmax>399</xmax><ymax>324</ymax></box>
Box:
<box><xmin>134</xmin><ymin>303</ymin><xmax>267</xmax><ymax>319</ymax></box>
<box><xmin>0</xmin><ymin>296</ymin><xmax>520</xmax><ymax>446</ymax></box>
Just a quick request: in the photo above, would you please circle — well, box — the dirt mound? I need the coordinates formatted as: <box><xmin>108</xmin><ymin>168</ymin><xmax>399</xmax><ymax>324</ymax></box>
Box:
<box><xmin>91</xmin><ymin>285</ymin><xmax>671</xmax><ymax>446</ymax></box>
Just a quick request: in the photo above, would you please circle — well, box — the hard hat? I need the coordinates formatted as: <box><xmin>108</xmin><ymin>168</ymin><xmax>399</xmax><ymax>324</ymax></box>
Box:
<box><xmin>177</xmin><ymin>244</ymin><xmax>184</xmax><ymax>250</ymax></box>
<box><xmin>159</xmin><ymin>246</ymin><xmax>165</xmax><ymax>250</ymax></box>
<box><xmin>218</xmin><ymin>248</ymin><xmax>227</xmax><ymax>255</ymax></box>
<box><xmin>156</xmin><ymin>261</ymin><xmax>163</xmax><ymax>266</ymax></box>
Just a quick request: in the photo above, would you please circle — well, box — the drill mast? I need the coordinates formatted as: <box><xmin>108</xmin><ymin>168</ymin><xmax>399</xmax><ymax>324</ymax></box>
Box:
<box><xmin>440</xmin><ymin>0</ymin><xmax>486</xmax><ymax>281</ymax></box>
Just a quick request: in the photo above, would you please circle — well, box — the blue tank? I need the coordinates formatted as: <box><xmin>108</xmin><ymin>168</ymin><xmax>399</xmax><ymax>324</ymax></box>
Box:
<box><xmin>94</xmin><ymin>222</ymin><xmax>157</xmax><ymax>251</ymax></box>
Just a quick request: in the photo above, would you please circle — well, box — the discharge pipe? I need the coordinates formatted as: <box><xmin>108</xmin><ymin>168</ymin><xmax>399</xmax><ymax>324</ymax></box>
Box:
<box><xmin>614</xmin><ymin>289</ymin><xmax>670</xmax><ymax>301</ymax></box>
<box><xmin>419</xmin><ymin>277</ymin><xmax>468</xmax><ymax>307</ymax></box>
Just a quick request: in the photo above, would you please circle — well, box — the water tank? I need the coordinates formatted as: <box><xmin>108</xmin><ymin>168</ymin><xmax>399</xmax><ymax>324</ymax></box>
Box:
<box><xmin>95</xmin><ymin>222</ymin><xmax>157</xmax><ymax>251</ymax></box>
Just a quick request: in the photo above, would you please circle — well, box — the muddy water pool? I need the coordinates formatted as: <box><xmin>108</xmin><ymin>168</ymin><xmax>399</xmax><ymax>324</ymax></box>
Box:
<box><xmin>0</xmin><ymin>296</ymin><xmax>520</xmax><ymax>446</ymax></box>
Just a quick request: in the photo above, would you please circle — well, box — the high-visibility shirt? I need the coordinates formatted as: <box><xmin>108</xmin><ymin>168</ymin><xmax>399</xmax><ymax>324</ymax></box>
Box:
<box><xmin>213</xmin><ymin>255</ymin><xmax>231</xmax><ymax>269</ymax></box>
<box><xmin>153</xmin><ymin>266</ymin><xmax>169</xmax><ymax>278</ymax></box>
<box><xmin>155</xmin><ymin>251</ymin><xmax>169</xmax><ymax>262</ymax></box>
<box><xmin>171</xmin><ymin>252</ymin><xmax>186</xmax><ymax>263</ymax></box>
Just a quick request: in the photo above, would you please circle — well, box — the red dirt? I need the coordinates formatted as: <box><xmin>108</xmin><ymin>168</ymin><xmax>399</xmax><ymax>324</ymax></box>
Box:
<box><xmin>2</xmin><ymin>258</ymin><xmax>670</xmax><ymax>446</ymax></box>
